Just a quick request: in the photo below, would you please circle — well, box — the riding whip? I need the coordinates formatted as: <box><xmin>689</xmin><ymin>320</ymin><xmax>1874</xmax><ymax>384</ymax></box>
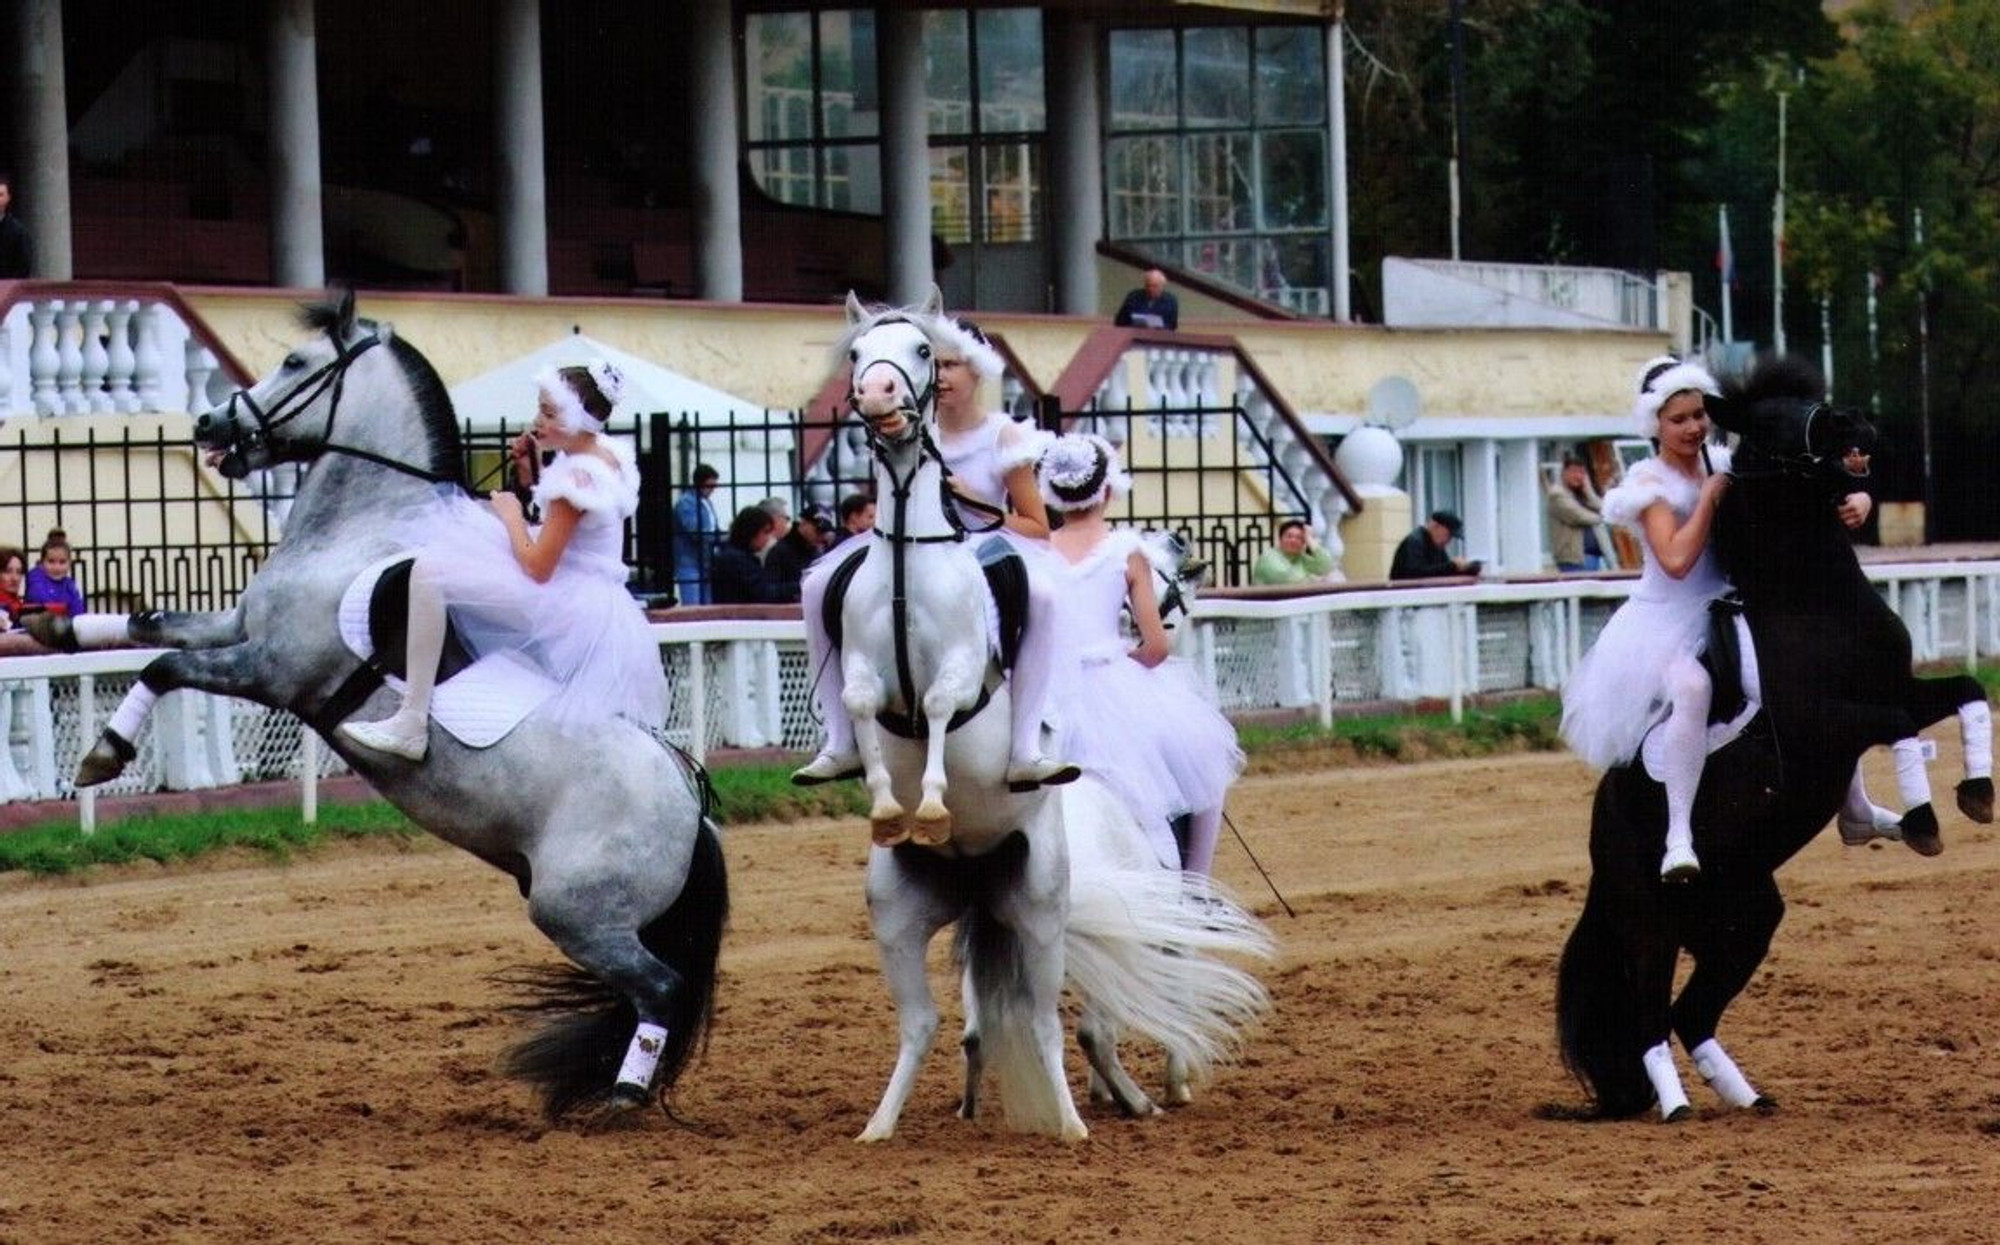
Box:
<box><xmin>1224</xmin><ymin>809</ymin><xmax>1295</xmax><ymax>919</ymax></box>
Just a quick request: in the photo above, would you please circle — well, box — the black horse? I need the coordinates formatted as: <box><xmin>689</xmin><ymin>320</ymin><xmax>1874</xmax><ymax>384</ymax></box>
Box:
<box><xmin>1555</xmin><ymin>355</ymin><xmax>1993</xmax><ymax>1120</ymax></box>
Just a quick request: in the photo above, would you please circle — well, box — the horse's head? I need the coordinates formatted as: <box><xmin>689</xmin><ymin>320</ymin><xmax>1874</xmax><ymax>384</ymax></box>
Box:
<box><xmin>195</xmin><ymin>289</ymin><xmax>460</xmax><ymax>484</ymax></box>
<box><xmin>1705</xmin><ymin>354</ymin><xmax>1873</xmax><ymax>493</ymax></box>
<box><xmin>838</xmin><ymin>287</ymin><xmax>949</xmax><ymax>449</ymax></box>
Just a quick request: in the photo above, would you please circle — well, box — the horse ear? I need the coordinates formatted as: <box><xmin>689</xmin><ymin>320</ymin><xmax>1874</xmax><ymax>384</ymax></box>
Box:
<box><xmin>333</xmin><ymin>288</ymin><xmax>357</xmax><ymax>339</ymax></box>
<box><xmin>845</xmin><ymin>290</ymin><xmax>868</xmax><ymax>326</ymax></box>
<box><xmin>920</xmin><ymin>285</ymin><xmax>945</xmax><ymax>319</ymax></box>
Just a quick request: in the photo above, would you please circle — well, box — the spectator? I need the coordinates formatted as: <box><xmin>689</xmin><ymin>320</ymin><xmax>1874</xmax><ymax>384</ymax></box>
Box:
<box><xmin>0</xmin><ymin>546</ymin><xmax>28</xmax><ymax>629</ymax></box>
<box><xmin>711</xmin><ymin>505</ymin><xmax>784</xmax><ymax>604</ymax></box>
<box><xmin>0</xmin><ymin>175</ymin><xmax>30</xmax><ymax>279</ymax></box>
<box><xmin>1390</xmin><ymin>510</ymin><xmax>1480</xmax><ymax>581</ymax></box>
<box><xmin>829</xmin><ymin>492</ymin><xmax>876</xmax><ymax>549</ymax></box>
<box><xmin>1547</xmin><ymin>455</ymin><xmax>1606</xmax><ymax>572</ymax></box>
<box><xmin>1251</xmin><ymin>518</ymin><xmax>1336</xmax><ymax>585</ymax></box>
<box><xmin>1114</xmin><ymin>267</ymin><xmax>1179</xmax><ymax>331</ymax></box>
<box><xmin>25</xmin><ymin>528</ymin><xmax>85</xmax><ymax>616</ymax></box>
<box><xmin>671</xmin><ymin>464</ymin><xmax>722</xmax><ymax>604</ymax></box>
<box><xmin>756</xmin><ymin>496</ymin><xmax>793</xmax><ymax>554</ymax></box>
<box><xmin>765</xmin><ymin>502</ymin><xmax>834</xmax><ymax>603</ymax></box>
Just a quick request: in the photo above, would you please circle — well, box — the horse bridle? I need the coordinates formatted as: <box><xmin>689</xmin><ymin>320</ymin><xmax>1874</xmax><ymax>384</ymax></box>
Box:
<box><xmin>216</xmin><ymin>327</ymin><xmax>458</xmax><ymax>486</ymax></box>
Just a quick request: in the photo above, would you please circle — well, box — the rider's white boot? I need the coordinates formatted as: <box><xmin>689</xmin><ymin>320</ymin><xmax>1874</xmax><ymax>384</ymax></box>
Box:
<box><xmin>340</xmin><ymin>705</ymin><xmax>429</xmax><ymax>761</ymax></box>
<box><xmin>792</xmin><ymin>746</ymin><xmax>861</xmax><ymax>786</ymax></box>
<box><xmin>1837</xmin><ymin>765</ymin><xmax>1903</xmax><ymax>845</ymax></box>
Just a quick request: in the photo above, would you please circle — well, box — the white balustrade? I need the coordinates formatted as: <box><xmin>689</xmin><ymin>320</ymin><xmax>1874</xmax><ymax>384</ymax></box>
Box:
<box><xmin>105</xmin><ymin>301</ymin><xmax>139</xmax><ymax>413</ymax></box>
<box><xmin>0</xmin><ymin>291</ymin><xmax>230</xmax><ymax>418</ymax></box>
<box><xmin>80</xmin><ymin>301</ymin><xmax>112</xmax><ymax>413</ymax></box>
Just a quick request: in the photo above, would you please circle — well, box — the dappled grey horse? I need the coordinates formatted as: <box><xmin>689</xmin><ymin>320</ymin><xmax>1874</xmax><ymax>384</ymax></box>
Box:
<box><xmin>39</xmin><ymin>293</ymin><xmax>726</xmax><ymax>1122</ymax></box>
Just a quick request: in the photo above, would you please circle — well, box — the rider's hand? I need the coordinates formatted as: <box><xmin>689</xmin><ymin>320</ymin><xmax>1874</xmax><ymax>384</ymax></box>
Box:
<box><xmin>1838</xmin><ymin>491</ymin><xmax>1873</xmax><ymax>530</ymax></box>
<box><xmin>1700</xmin><ymin>472</ymin><xmax>1732</xmax><ymax>511</ymax></box>
<box><xmin>509</xmin><ymin>433</ymin><xmax>539</xmax><ymax>488</ymax></box>
<box><xmin>488</xmin><ymin>491</ymin><xmax>525</xmax><ymax>525</ymax></box>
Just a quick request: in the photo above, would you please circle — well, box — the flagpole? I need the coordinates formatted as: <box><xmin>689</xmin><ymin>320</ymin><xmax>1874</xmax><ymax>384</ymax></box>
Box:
<box><xmin>1717</xmin><ymin>205</ymin><xmax>1735</xmax><ymax>347</ymax></box>
<box><xmin>1820</xmin><ymin>293</ymin><xmax>1835</xmax><ymax>402</ymax></box>
<box><xmin>1773</xmin><ymin>85</ymin><xmax>1789</xmax><ymax>355</ymax></box>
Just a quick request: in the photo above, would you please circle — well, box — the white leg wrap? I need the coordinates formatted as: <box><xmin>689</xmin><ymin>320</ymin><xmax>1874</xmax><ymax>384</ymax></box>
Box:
<box><xmin>1960</xmin><ymin>701</ymin><xmax>1992</xmax><ymax>780</ymax></box>
<box><xmin>73</xmin><ymin>613</ymin><xmax>133</xmax><ymax>648</ymax></box>
<box><xmin>1690</xmin><ymin>1038</ymin><xmax>1761</xmax><ymax>1109</ymax></box>
<box><xmin>107</xmin><ymin>683</ymin><xmax>160</xmax><ymax>742</ymax></box>
<box><xmin>614</xmin><ymin>1021</ymin><xmax>669</xmax><ymax>1091</ymax></box>
<box><xmin>1642</xmin><ymin>1040</ymin><xmax>1690</xmax><ymax>1120</ymax></box>
<box><xmin>1892</xmin><ymin>737</ymin><xmax>1933</xmax><ymax>809</ymax></box>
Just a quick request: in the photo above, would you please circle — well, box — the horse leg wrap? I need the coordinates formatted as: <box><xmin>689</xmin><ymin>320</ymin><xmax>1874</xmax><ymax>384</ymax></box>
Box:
<box><xmin>107</xmin><ymin>683</ymin><xmax>160</xmax><ymax>743</ymax></box>
<box><xmin>73</xmin><ymin>613</ymin><xmax>134</xmax><ymax>649</ymax></box>
<box><xmin>1641</xmin><ymin>1040</ymin><xmax>1691</xmax><ymax>1121</ymax></box>
<box><xmin>614</xmin><ymin>1022</ymin><xmax>669</xmax><ymax>1095</ymax></box>
<box><xmin>1960</xmin><ymin>701</ymin><xmax>1992</xmax><ymax>780</ymax></box>
<box><xmin>1690</xmin><ymin>1038</ymin><xmax>1761</xmax><ymax>1109</ymax></box>
<box><xmin>1892</xmin><ymin>737</ymin><xmax>1933</xmax><ymax>809</ymax></box>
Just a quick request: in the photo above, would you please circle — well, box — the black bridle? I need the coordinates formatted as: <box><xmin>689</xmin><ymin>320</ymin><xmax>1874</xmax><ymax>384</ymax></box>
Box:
<box><xmin>215</xmin><ymin>328</ymin><xmax>458</xmax><ymax>486</ymax></box>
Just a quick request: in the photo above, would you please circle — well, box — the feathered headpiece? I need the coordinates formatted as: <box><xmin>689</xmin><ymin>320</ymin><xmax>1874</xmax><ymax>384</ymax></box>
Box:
<box><xmin>1037</xmin><ymin>433</ymin><xmax>1131</xmax><ymax>514</ymax></box>
<box><xmin>1632</xmin><ymin>354</ymin><xmax>1720</xmax><ymax>438</ymax></box>
<box><xmin>933</xmin><ymin>316</ymin><xmax>1004</xmax><ymax>380</ymax></box>
<box><xmin>537</xmin><ymin>360</ymin><xmax>625</xmax><ymax>433</ymax></box>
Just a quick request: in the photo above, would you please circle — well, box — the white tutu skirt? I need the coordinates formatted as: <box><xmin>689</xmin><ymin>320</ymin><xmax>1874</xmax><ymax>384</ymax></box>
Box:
<box><xmin>402</xmin><ymin>492</ymin><xmax>668</xmax><ymax>733</ymax></box>
<box><xmin>1559</xmin><ymin>589</ymin><xmax>1717</xmax><ymax>770</ymax></box>
<box><xmin>1057</xmin><ymin>648</ymin><xmax>1244</xmax><ymax>869</ymax></box>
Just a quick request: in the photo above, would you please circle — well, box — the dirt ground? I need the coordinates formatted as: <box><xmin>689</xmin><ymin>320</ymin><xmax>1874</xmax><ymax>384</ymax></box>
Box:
<box><xmin>3</xmin><ymin>747</ymin><xmax>1998</xmax><ymax>1245</ymax></box>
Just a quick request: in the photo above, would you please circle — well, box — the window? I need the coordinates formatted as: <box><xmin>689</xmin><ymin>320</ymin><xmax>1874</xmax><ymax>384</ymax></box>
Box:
<box><xmin>1106</xmin><ymin>24</ymin><xmax>1329</xmax><ymax>311</ymax></box>
<box><xmin>745</xmin><ymin>10</ymin><xmax>881</xmax><ymax>212</ymax></box>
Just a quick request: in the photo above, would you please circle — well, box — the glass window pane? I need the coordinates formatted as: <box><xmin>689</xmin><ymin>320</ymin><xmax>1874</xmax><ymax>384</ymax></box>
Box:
<box><xmin>1109</xmin><ymin>29</ymin><xmax>1177</xmax><ymax>131</ymax></box>
<box><xmin>1106</xmin><ymin>136</ymin><xmax>1180</xmax><ymax>238</ymax></box>
<box><xmin>981</xmin><ymin>141</ymin><xmax>1042</xmax><ymax>243</ymax></box>
<box><xmin>1185</xmin><ymin>132</ymin><xmax>1254</xmax><ymax>233</ymax></box>
<box><xmin>1184</xmin><ymin>237</ymin><xmax>1257</xmax><ymax>291</ymax></box>
<box><xmin>931</xmin><ymin>145</ymin><xmax>972</xmax><ymax>244</ymax></box>
<box><xmin>977</xmin><ymin>9</ymin><xmax>1045</xmax><ymax>133</ymax></box>
<box><xmin>745</xmin><ymin>13</ymin><xmax>815</xmax><ymax>143</ymax></box>
<box><xmin>824</xmin><ymin>142</ymin><xmax>881</xmax><ymax>214</ymax></box>
<box><xmin>1183</xmin><ymin>28</ymin><xmax>1250</xmax><ymax>129</ymax></box>
<box><xmin>819</xmin><ymin>10</ymin><xmax>878</xmax><ymax>140</ymax></box>
<box><xmin>925</xmin><ymin>11</ymin><xmax>973</xmax><ymax>137</ymax></box>
<box><xmin>1259</xmin><ymin>130</ymin><xmax>1326</xmax><ymax>230</ymax></box>
<box><xmin>1255</xmin><ymin>26</ymin><xmax>1323</xmax><ymax>125</ymax></box>
<box><xmin>748</xmin><ymin>147</ymin><xmax>816</xmax><ymax>208</ymax></box>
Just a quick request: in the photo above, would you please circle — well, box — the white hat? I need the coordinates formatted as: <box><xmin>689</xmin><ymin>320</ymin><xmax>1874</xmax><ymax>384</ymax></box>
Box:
<box><xmin>1037</xmin><ymin>433</ymin><xmax>1131</xmax><ymax>514</ymax></box>
<box><xmin>1632</xmin><ymin>355</ymin><xmax>1719</xmax><ymax>438</ymax></box>
<box><xmin>933</xmin><ymin>316</ymin><xmax>1004</xmax><ymax>380</ymax></box>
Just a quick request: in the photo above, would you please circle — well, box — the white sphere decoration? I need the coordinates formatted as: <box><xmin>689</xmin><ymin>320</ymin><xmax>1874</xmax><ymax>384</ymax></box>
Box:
<box><xmin>1333</xmin><ymin>425</ymin><xmax>1405</xmax><ymax>495</ymax></box>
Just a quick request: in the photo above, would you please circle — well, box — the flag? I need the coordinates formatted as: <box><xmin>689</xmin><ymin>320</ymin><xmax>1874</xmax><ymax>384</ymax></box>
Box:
<box><xmin>1715</xmin><ymin>205</ymin><xmax>1737</xmax><ymax>288</ymax></box>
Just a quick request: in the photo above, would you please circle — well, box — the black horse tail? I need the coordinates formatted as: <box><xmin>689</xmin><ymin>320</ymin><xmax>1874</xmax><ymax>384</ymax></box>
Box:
<box><xmin>500</xmin><ymin>818</ymin><xmax>730</xmax><ymax>1121</ymax></box>
<box><xmin>1555</xmin><ymin>878</ymin><xmax>1656</xmax><ymax>1119</ymax></box>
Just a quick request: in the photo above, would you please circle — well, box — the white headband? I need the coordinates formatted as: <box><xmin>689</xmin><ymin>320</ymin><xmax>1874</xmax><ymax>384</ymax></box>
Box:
<box><xmin>1632</xmin><ymin>355</ymin><xmax>1720</xmax><ymax>437</ymax></box>
<box><xmin>535</xmin><ymin>360</ymin><xmax>626</xmax><ymax>434</ymax></box>
<box><xmin>933</xmin><ymin>318</ymin><xmax>1004</xmax><ymax>380</ymax></box>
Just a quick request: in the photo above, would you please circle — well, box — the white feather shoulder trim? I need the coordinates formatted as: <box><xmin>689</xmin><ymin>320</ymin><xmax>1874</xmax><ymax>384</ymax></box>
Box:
<box><xmin>534</xmin><ymin>440</ymin><xmax>640</xmax><ymax>520</ymax></box>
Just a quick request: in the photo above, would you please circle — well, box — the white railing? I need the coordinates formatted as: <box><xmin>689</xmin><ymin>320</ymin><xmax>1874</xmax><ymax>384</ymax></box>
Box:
<box><xmin>1</xmin><ymin>292</ymin><xmax>235</xmax><ymax>418</ymax></box>
<box><xmin>5</xmin><ymin>560</ymin><xmax>1995</xmax><ymax>822</ymax></box>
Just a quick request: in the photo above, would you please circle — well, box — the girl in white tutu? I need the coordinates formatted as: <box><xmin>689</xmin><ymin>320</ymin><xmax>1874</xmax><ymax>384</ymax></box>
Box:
<box><xmin>1560</xmin><ymin>357</ymin><xmax>1732</xmax><ymax>880</ymax></box>
<box><xmin>341</xmin><ymin>362</ymin><xmax>668</xmax><ymax>760</ymax></box>
<box><xmin>793</xmin><ymin>314</ymin><xmax>1077</xmax><ymax>791</ymax></box>
<box><xmin>1039</xmin><ymin>433</ymin><xmax>1244</xmax><ymax>874</ymax></box>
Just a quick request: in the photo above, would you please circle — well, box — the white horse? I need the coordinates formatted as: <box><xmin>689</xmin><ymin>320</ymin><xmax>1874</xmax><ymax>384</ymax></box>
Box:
<box><xmin>33</xmin><ymin>293</ymin><xmax>726</xmax><ymax>1123</ymax></box>
<box><xmin>833</xmin><ymin>298</ymin><xmax>1272</xmax><ymax>1140</ymax></box>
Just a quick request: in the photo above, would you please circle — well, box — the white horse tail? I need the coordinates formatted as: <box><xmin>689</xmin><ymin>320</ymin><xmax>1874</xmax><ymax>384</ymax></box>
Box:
<box><xmin>953</xmin><ymin>908</ymin><xmax>1076</xmax><ymax>1135</ymax></box>
<box><xmin>1061</xmin><ymin>781</ymin><xmax>1276</xmax><ymax>1086</ymax></box>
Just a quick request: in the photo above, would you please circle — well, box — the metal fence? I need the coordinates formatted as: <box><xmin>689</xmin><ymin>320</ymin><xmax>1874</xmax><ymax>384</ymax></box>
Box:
<box><xmin>3</xmin><ymin>399</ymin><xmax>1328</xmax><ymax>613</ymax></box>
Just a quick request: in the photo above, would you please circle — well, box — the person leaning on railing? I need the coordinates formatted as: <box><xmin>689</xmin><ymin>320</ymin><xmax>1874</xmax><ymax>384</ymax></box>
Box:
<box><xmin>1251</xmin><ymin>518</ymin><xmax>1336</xmax><ymax>586</ymax></box>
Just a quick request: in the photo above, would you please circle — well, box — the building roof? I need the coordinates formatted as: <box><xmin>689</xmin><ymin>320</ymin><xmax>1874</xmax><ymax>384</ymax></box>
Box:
<box><xmin>446</xmin><ymin>334</ymin><xmax>773</xmax><ymax>430</ymax></box>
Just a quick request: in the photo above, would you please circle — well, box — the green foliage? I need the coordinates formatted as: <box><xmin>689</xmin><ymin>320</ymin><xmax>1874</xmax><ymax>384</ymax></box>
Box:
<box><xmin>0</xmin><ymin>802</ymin><xmax>418</xmax><ymax>876</ymax></box>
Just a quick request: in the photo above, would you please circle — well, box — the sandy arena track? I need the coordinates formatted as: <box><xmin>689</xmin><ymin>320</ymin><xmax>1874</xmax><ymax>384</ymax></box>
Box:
<box><xmin>2</xmin><ymin>747</ymin><xmax>1997</xmax><ymax>1244</ymax></box>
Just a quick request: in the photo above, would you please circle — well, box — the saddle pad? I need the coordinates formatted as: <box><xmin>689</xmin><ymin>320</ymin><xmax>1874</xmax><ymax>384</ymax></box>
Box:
<box><xmin>337</xmin><ymin>553</ymin><xmax>555</xmax><ymax>749</ymax></box>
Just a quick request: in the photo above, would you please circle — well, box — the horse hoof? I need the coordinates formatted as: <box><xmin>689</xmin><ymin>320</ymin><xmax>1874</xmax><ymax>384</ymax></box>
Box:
<box><xmin>871</xmin><ymin>817</ymin><xmax>911</xmax><ymax>848</ymax></box>
<box><xmin>1956</xmin><ymin>777</ymin><xmax>1994</xmax><ymax>825</ymax></box>
<box><xmin>909</xmin><ymin>806</ymin><xmax>952</xmax><ymax>846</ymax></box>
<box><xmin>1661</xmin><ymin>1104</ymin><xmax>1693</xmax><ymax>1124</ymax></box>
<box><xmin>1901</xmin><ymin>804</ymin><xmax>1944</xmax><ymax>857</ymax></box>
<box><xmin>24</xmin><ymin>612</ymin><xmax>78</xmax><ymax>653</ymax></box>
<box><xmin>74</xmin><ymin>731</ymin><xmax>137</xmax><ymax>788</ymax></box>
<box><xmin>1751</xmin><ymin>1095</ymin><xmax>1779</xmax><ymax>1115</ymax></box>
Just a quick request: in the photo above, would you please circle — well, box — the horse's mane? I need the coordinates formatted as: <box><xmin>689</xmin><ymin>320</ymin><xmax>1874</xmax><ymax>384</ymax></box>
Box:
<box><xmin>295</xmin><ymin>297</ymin><xmax>466</xmax><ymax>487</ymax></box>
<box><xmin>1722</xmin><ymin>354</ymin><xmax>1826</xmax><ymax>406</ymax></box>
<box><xmin>828</xmin><ymin>300</ymin><xmax>951</xmax><ymax>378</ymax></box>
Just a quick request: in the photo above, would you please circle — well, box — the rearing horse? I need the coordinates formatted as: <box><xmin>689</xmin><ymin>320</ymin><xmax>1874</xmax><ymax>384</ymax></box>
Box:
<box><xmin>39</xmin><ymin>293</ymin><xmax>727</xmax><ymax>1123</ymax></box>
<box><xmin>1556</xmin><ymin>355</ymin><xmax>1991</xmax><ymax>1121</ymax></box>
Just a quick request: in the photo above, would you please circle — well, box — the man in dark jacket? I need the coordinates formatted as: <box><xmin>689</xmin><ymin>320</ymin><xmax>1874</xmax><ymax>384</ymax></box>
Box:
<box><xmin>1114</xmin><ymin>268</ymin><xmax>1179</xmax><ymax>331</ymax></box>
<box><xmin>764</xmin><ymin>502</ymin><xmax>834</xmax><ymax>603</ymax></box>
<box><xmin>1390</xmin><ymin>509</ymin><xmax>1480</xmax><ymax>581</ymax></box>
<box><xmin>0</xmin><ymin>177</ymin><xmax>32</xmax><ymax>279</ymax></box>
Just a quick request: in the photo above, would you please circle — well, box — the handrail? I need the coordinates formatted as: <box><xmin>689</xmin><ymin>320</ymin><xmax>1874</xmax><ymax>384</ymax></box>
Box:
<box><xmin>0</xmin><ymin>279</ymin><xmax>255</xmax><ymax>388</ymax></box>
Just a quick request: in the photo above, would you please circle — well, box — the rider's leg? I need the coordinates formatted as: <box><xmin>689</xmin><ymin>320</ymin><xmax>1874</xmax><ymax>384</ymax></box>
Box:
<box><xmin>1004</xmin><ymin>574</ymin><xmax>1080</xmax><ymax>789</ymax></box>
<box><xmin>1181</xmin><ymin>806</ymin><xmax>1223</xmax><ymax>876</ymax></box>
<box><xmin>1658</xmin><ymin>653</ymin><xmax>1711</xmax><ymax>881</ymax></box>
<box><xmin>1838</xmin><ymin>761</ymin><xmax>1903</xmax><ymax>845</ymax></box>
<box><xmin>792</xmin><ymin>550</ymin><xmax>862</xmax><ymax>784</ymax></box>
<box><xmin>339</xmin><ymin>557</ymin><xmax>444</xmax><ymax>761</ymax></box>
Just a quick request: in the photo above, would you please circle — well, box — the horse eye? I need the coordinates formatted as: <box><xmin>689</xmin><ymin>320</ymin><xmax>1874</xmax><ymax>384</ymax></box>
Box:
<box><xmin>283</xmin><ymin>352</ymin><xmax>305</xmax><ymax>370</ymax></box>
<box><xmin>848</xmin><ymin>348</ymin><xmax>858</xmax><ymax>362</ymax></box>
<box><xmin>918</xmin><ymin>344</ymin><xmax>931</xmax><ymax>359</ymax></box>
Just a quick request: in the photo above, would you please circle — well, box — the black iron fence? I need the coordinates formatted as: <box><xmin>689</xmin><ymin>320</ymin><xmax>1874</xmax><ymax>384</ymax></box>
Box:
<box><xmin>1</xmin><ymin>401</ymin><xmax>1323</xmax><ymax>613</ymax></box>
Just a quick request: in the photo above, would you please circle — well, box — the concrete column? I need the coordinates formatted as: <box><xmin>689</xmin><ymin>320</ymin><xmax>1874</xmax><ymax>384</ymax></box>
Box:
<box><xmin>1044</xmin><ymin>13</ymin><xmax>1102</xmax><ymax>316</ymax></box>
<box><xmin>1460</xmin><ymin>438</ymin><xmax>1501</xmax><ymax>568</ymax></box>
<box><xmin>266</xmin><ymin>0</ymin><xmax>326</xmax><ymax>288</ymax></box>
<box><xmin>1326</xmin><ymin>13</ymin><xmax>1351</xmax><ymax>321</ymax></box>
<box><xmin>13</xmin><ymin>0</ymin><xmax>73</xmax><ymax>278</ymax></box>
<box><xmin>688</xmin><ymin>0</ymin><xmax>743</xmax><ymax>301</ymax></box>
<box><xmin>878</xmin><ymin>8</ymin><xmax>932</xmax><ymax>305</ymax></box>
<box><xmin>493</xmin><ymin>0</ymin><xmax>549</xmax><ymax>296</ymax></box>
<box><xmin>1496</xmin><ymin>437</ymin><xmax>1544</xmax><ymax>573</ymax></box>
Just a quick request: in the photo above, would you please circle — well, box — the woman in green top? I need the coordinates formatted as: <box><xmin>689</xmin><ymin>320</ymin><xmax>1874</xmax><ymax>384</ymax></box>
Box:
<box><xmin>1251</xmin><ymin>518</ymin><xmax>1336</xmax><ymax>585</ymax></box>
